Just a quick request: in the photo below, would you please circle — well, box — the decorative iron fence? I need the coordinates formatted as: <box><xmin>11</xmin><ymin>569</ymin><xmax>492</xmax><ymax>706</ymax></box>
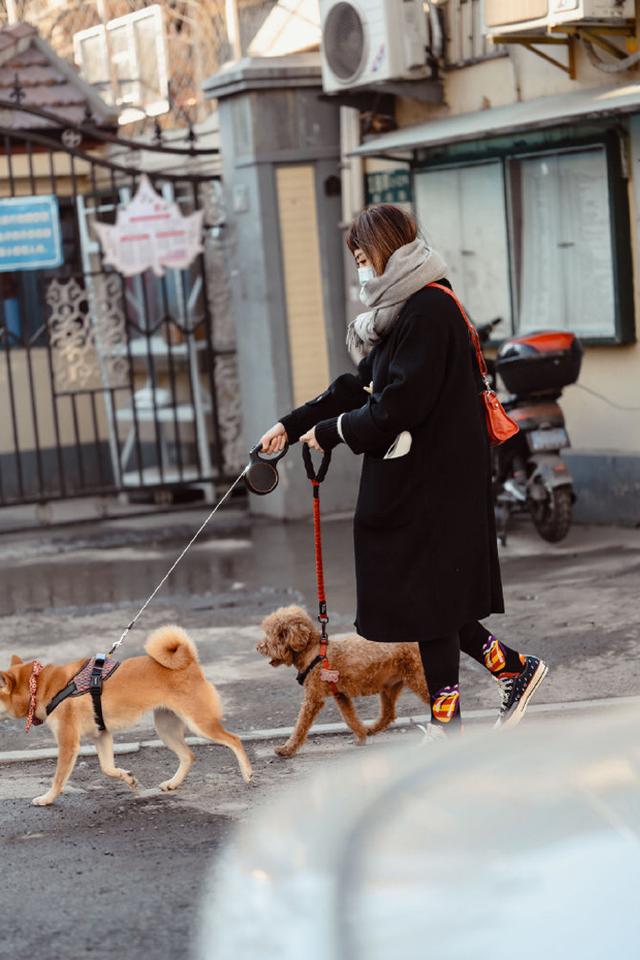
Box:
<box><xmin>0</xmin><ymin>92</ymin><xmax>243</xmax><ymax>508</ymax></box>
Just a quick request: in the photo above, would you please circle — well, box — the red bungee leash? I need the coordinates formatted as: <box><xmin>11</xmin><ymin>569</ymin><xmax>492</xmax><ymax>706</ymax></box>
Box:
<box><xmin>302</xmin><ymin>443</ymin><xmax>339</xmax><ymax>695</ymax></box>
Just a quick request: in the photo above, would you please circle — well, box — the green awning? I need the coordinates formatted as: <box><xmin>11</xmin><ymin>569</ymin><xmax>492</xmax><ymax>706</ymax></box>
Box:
<box><xmin>352</xmin><ymin>82</ymin><xmax>640</xmax><ymax>157</ymax></box>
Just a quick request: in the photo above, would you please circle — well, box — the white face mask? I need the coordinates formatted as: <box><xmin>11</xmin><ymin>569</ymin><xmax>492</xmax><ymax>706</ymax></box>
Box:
<box><xmin>358</xmin><ymin>265</ymin><xmax>375</xmax><ymax>285</ymax></box>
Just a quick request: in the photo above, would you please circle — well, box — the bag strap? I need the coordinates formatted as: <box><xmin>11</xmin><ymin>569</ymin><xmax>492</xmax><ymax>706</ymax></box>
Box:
<box><xmin>427</xmin><ymin>282</ymin><xmax>492</xmax><ymax>390</ymax></box>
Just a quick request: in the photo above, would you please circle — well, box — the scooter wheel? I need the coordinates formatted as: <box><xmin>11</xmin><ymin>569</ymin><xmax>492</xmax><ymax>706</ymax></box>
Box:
<box><xmin>528</xmin><ymin>486</ymin><xmax>573</xmax><ymax>543</ymax></box>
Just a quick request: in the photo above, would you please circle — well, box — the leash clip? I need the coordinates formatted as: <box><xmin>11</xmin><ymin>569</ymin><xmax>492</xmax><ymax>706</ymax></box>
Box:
<box><xmin>90</xmin><ymin>658</ymin><xmax>105</xmax><ymax>689</ymax></box>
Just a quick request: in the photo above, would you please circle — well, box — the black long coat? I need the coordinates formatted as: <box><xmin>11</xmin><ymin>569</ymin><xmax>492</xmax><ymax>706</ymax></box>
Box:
<box><xmin>280</xmin><ymin>281</ymin><xmax>504</xmax><ymax>643</ymax></box>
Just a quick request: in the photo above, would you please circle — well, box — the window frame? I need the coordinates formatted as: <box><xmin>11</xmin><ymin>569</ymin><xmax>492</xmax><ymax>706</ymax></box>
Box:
<box><xmin>411</xmin><ymin>129</ymin><xmax>635</xmax><ymax>346</ymax></box>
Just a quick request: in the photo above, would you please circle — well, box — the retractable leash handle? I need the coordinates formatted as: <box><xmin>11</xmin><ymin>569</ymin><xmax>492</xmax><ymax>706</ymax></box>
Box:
<box><xmin>244</xmin><ymin>441</ymin><xmax>289</xmax><ymax>496</ymax></box>
<box><xmin>248</xmin><ymin>441</ymin><xmax>289</xmax><ymax>463</ymax></box>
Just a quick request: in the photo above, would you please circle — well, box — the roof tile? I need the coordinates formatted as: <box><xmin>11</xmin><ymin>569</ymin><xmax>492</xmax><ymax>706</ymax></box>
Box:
<box><xmin>0</xmin><ymin>21</ymin><xmax>116</xmax><ymax>128</ymax></box>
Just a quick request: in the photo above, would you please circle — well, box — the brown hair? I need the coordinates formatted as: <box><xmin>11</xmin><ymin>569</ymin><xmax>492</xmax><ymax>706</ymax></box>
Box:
<box><xmin>346</xmin><ymin>203</ymin><xmax>418</xmax><ymax>276</ymax></box>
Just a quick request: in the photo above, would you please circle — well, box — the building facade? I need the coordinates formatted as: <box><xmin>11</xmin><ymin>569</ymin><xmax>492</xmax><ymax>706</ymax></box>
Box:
<box><xmin>342</xmin><ymin>3</ymin><xmax>640</xmax><ymax>524</ymax></box>
<box><xmin>207</xmin><ymin>2</ymin><xmax>640</xmax><ymax>523</ymax></box>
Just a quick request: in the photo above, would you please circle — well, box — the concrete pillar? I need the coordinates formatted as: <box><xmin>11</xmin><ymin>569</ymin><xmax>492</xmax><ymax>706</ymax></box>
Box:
<box><xmin>204</xmin><ymin>54</ymin><xmax>362</xmax><ymax>519</ymax></box>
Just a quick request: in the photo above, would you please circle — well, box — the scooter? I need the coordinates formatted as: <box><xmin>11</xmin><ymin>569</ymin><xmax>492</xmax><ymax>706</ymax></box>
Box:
<box><xmin>477</xmin><ymin>322</ymin><xmax>582</xmax><ymax>545</ymax></box>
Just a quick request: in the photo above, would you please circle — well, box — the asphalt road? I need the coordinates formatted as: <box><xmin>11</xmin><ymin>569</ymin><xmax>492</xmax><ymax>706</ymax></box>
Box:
<box><xmin>1</xmin><ymin>723</ymin><xmax>427</xmax><ymax>960</ymax></box>
<box><xmin>1</xmin><ymin>507</ymin><xmax>639</xmax><ymax>959</ymax></box>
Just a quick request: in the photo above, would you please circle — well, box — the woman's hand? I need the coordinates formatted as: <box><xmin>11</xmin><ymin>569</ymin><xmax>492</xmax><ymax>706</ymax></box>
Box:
<box><xmin>300</xmin><ymin>426</ymin><xmax>324</xmax><ymax>452</ymax></box>
<box><xmin>259</xmin><ymin>422</ymin><xmax>288</xmax><ymax>455</ymax></box>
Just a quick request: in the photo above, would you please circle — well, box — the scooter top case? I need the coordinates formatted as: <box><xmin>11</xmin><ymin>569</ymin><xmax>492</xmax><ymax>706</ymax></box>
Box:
<box><xmin>496</xmin><ymin>331</ymin><xmax>582</xmax><ymax>398</ymax></box>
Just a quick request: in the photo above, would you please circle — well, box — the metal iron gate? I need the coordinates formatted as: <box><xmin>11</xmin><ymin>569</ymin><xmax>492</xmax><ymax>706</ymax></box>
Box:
<box><xmin>0</xmin><ymin>93</ymin><xmax>243</xmax><ymax>509</ymax></box>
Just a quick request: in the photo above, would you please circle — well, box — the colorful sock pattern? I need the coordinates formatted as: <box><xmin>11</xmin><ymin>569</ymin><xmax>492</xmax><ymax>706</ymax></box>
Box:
<box><xmin>482</xmin><ymin>636</ymin><xmax>525</xmax><ymax>679</ymax></box>
<box><xmin>430</xmin><ymin>683</ymin><xmax>461</xmax><ymax>726</ymax></box>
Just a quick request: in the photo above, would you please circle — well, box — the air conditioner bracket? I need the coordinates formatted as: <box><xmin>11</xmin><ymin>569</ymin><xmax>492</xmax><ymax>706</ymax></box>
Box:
<box><xmin>489</xmin><ymin>34</ymin><xmax>577</xmax><ymax>79</ymax></box>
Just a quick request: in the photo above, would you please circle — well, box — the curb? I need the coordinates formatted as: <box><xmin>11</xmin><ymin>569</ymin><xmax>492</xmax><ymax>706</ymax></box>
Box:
<box><xmin>2</xmin><ymin>694</ymin><xmax>639</xmax><ymax>766</ymax></box>
<box><xmin>0</xmin><ymin>742</ymin><xmax>141</xmax><ymax>764</ymax></box>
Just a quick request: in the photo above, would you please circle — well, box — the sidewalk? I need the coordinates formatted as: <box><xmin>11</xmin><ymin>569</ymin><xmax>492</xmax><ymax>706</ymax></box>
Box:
<box><xmin>1</xmin><ymin>507</ymin><xmax>638</xmax><ymax>960</ymax></box>
<box><xmin>0</xmin><ymin>504</ymin><xmax>639</xmax><ymax>755</ymax></box>
<box><xmin>0</xmin><ymin>491</ymin><xmax>243</xmax><ymax>535</ymax></box>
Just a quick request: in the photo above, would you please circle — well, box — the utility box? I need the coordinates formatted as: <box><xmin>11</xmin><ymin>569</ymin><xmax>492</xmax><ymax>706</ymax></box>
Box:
<box><xmin>319</xmin><ymin>0</ymin><xmax>430</xmax><ymax>93</ymax></box>
<box><xmin>483</xmin><ymin>0</ymin><xmax>634</xmax><ymax>36</ymax></box>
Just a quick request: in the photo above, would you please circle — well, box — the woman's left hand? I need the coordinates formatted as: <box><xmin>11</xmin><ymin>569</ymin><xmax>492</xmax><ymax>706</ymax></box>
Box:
<box><xmin>300</xmin><ymin>427</ymin><xmax>324</xmax><ymax>452</ymax></box>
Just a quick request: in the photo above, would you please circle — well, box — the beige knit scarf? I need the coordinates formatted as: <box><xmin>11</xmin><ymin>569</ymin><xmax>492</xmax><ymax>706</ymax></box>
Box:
<box><xmin>346</xmin><ymin>237</ymin><xmax>447</xmax><ymax>361</ymax></box>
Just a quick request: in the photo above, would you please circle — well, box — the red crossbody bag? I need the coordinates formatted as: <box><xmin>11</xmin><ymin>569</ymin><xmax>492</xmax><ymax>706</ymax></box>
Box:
<box><xmin>427</xmin><ymin>282</ymin><xmax>519</xmax><ymax>447</ymax></box>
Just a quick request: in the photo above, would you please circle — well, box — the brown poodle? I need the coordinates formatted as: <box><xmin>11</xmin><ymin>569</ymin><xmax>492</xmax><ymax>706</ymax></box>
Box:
<box><xmin>257</xmin><ymin>605</ymin><xmax>429</xmax><ymax>757</ymax></box>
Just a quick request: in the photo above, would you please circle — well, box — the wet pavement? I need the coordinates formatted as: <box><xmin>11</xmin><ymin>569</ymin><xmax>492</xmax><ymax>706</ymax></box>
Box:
<box><xmin>1</xmin><ymin>505</ymin><xmax>639</xmax><ymax>959</ymax></box>
<box><xmin>1</xmin><ymin>506</ymin><xmax>639</xmax><ymax>742</ymax></box>
<box><xmin>0</xmin><ymin>505</ymin><xmax>358</xmax><ymax>622</ymax></box>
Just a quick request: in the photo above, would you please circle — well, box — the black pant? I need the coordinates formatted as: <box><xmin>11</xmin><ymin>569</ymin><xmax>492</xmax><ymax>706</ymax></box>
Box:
<box><xmin>418</xmin><ymin>621</ymin><xmax>521</xmax><ymax>699</ymax></box>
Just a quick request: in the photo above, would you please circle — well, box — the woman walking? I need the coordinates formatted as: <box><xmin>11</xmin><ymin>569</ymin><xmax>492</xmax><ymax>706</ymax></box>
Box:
<box><xmin>259</xmin><ymin>204</ymin><xmax>547</xmax><ymax>735</ymax></box>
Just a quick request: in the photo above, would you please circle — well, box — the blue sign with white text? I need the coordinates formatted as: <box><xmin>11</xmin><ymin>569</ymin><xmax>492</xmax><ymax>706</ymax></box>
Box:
<box><xmin>0</xmin><ymin>195</ymin><xmax>63</xmax><ymax>272</ymax></box>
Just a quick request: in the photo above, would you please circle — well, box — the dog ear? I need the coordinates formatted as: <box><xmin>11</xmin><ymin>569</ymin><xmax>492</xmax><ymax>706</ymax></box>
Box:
<box><xmin>10</xmin><ymin>655</ymin><xmax>23</xmax><ymax>666</ymax></box>
<box><xmin>0</xmin><ymin>672</ymin><xmax>15</xmax><ymax>693</ymax></box>
<box><xmin>286</xmin><ymin>613</ymin><xmax>315</xmax><ymax>653</ymax></box>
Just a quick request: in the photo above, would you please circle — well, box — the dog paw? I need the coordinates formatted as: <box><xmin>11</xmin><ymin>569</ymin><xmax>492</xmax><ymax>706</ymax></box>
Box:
<box><xmin>121</xmin><ymin>771</ymin><xmax>139</xmax><ymax>790</ymax></box>
<box><xmin>32</xmin><ymin>793</ymin><xmax>55</xmax><ymax>806</ymax></box>
<box><xmin>275</xmin><ymin>744</ymin><xmax>295</xmax><ymax>758</ymax></box>
<box><xmin>159</xmin><ymin>779</ymin><xmax>178</xmax><ymax>792</ymax></box>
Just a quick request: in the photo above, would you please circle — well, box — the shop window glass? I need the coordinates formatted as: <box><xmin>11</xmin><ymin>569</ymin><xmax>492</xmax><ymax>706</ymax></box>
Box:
<box><xmin>415</xmin><ymin>160</ymin><xmax>512</xmax><ymax>337</ymax></box>
<box><xmin>509</xmin><ymin>147</ymin><xmax>616</xmax><ymax>339</ymax></box>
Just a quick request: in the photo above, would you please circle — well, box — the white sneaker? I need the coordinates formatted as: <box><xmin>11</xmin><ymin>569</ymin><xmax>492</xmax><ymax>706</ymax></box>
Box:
<box><xmin>415</xmin><ymin>722</ymin><xmax>448</xmax><ymax>744</ymax></box>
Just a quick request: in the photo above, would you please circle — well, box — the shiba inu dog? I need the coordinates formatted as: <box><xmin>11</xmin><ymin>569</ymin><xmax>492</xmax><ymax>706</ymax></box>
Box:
<box><xmin>0</xmin><ymin>625</ymin><xmax>252</xmax><ymax>806</ymax></box>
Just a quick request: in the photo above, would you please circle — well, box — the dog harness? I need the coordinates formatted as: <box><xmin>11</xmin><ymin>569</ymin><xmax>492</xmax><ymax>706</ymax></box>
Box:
<box><xmin>299</xmin><ymin>444</ymin><xmax>339</xmax><ymax>694</ymax></box>
<box><xmin>45</xmin><ymin>655</ymin><xmax>120</xmax><ymax>731</ymax></box>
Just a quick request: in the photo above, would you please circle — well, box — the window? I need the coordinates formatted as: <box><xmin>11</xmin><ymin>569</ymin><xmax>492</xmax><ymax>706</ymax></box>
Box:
<box><xmin>74</xmin><ymin>5</ymin><xmax>169</xmax><ymax>122</ymax></box>
<box><xmin>414</xmin><ymin>160</ymin><xmax>512</xmax><ymax>336</ymax></box>
<box><xmin>414</xmin><ymin>139</ymin><xmax>633</xmax><ymax>343</ymax></box>
<box><xmin>510</xmin><ymin>147</ymin><xmax>616</xmax><ymax>340</ymax></box>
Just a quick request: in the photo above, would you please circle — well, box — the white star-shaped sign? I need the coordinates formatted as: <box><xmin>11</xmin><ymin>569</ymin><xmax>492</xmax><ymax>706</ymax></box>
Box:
<box><xmin>94</xmin><ymin>175</ymin><xmax>204</xmax><ymax>277</ymax></box>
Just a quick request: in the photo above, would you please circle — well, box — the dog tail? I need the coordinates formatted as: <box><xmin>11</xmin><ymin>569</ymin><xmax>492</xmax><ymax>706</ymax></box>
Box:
<box><xmin>145</xmin><ymin>625</ymin><xmax>198</xmax><ymax>670</ymax></box>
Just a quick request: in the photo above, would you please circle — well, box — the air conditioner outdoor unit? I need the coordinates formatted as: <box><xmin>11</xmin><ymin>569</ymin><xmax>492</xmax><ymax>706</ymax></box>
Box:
<box><xmin>320</xmin><ymin>0</ymin><xmax>429</xmax><ymax>94</ymax></box>
<box><xmin>483</xmin><ymin>0</ymin><xmax>634</xmax><ymax>37</ymax></box>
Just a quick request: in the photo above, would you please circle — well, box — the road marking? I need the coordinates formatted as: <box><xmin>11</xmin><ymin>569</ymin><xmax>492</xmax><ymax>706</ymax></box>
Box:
<box><xmin>1</xmin><ymin>694</ymin><xmax>638</xmax><ymax>765</ymax></box>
